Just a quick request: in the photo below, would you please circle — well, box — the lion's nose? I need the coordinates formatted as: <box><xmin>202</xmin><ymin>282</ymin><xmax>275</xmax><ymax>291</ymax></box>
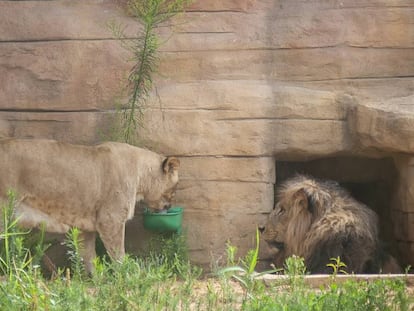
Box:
<box><xmin>258</xmin><ymin>225</ymin><xmax>265</xmax><ymax>234</ymax></box>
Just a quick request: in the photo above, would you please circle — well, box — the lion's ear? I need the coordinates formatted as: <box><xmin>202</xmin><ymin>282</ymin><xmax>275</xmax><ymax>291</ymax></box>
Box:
<box><xmin>295</xmin><ymin>188</ymin><xmax>312</xmax><ymax>212</ymax></box>
<box><xmin>163</xmin><ymin>157</ymin><xmax>180</xmax><ymax>174</ymax></box>
<box><xmin>295</xmin><ymin>188</ymin><xmax>317</xmax><ymax>214</ymax></box>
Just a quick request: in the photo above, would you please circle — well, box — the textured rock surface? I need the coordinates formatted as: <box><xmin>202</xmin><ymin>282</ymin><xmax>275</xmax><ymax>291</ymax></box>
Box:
<box><xmin>0</xmin><ymin>41</ymin><xmax>129</xmax><ymax>111</ymax></box>
<box><xmin>0</xmin><ymin>111</ymin><xmax>113</xmax><ymax>143</ymax></box>
<box><xmin>349</xmin><ymin>95</ymin><xmax>414</xmax><ymax>154</ymax></box>
<box><xmin>392</xmin><ymin>156</ymin><xmax>414</xmax><ymax>268</ymax></box>
<box><xmin>1</xmin><ymin>0</ymin><xmax>413</xmax><ymax>269</ymax></box>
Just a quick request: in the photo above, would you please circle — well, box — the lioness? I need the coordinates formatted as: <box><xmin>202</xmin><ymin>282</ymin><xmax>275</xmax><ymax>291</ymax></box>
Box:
<box><xmin>0</xmin><ymin>138</ymin><xmax>180</xmax><ymax>272</ymax></box>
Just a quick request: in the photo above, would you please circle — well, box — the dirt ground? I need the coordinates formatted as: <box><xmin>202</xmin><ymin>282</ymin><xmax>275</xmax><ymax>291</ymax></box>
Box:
<box><xmin>188</xmin><ymin>273</ymin><xmax>414</xmax><ymax>310</ymax></box>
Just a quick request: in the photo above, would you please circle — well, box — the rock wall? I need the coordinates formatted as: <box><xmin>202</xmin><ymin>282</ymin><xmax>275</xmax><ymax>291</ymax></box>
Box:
<box><xmin>1</xmin><ymin>0</ymin><xmax>413</xmax><ymax>269</ymax></box>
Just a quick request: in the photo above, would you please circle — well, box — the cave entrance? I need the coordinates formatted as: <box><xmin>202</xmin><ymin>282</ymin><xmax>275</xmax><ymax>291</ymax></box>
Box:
<box><xmin>275</xmin><ymin>156</ymin><xmax>400</xmax><ymax>263</ymax></box>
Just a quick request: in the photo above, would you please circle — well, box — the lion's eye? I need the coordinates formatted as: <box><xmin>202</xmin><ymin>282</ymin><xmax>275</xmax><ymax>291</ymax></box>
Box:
<box><xmin>277</xmin><ymin>208</ymin><xmax>285</xmax><ymax>215</ymax></box>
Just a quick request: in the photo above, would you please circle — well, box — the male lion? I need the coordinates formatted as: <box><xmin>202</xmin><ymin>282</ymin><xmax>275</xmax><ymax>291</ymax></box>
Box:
<box><xmin>0</xmin><ymin>138</ymin><xmax>180</xmax><ymax>273</ymax></box>
<box><xmin>260</xmin><ymin>175</ymin><xmax>400</xmax><ymax>274</ymax></box>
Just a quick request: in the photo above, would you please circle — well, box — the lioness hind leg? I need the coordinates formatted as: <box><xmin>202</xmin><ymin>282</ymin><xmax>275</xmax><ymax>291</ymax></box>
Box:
<box><xmin>79</xmin><ymin>231</ymin><xmax>97</xmax><ymax>274</ymax></box>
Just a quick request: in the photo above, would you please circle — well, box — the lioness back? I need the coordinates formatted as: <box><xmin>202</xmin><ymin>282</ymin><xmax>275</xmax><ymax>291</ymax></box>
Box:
<box><xmin>0</xmin><ymin>139</ymin><xmax>158</xmax><ymax>232</ymax></box>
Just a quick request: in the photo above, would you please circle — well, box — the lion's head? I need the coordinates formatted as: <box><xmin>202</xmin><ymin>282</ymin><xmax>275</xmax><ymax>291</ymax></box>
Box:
<box><xmin>260</xmin><ymin>175</ymin><xmax>333</xmax><ymax>259</ymax></box>
<box><xmin>143</xmin><ymin>157</ymin><xmax>180</xmax><ymax>211</ymax></box>
<box><xmin>260</xmin><ymin>175</ymin><xmax>389</xmax><ymax>273</ymax></box>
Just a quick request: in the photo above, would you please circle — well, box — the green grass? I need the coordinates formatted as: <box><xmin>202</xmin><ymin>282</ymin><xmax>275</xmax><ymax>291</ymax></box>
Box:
<box><xmin>0</xmin><ymin>193</ymin><xmax>412</xmax><ymax>310</ymax></box>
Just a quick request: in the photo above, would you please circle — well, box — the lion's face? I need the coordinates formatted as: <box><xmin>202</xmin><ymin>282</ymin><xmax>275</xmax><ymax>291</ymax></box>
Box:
<box><xmin>143</xmin><ymin>157</ymin><xmax>180</xmax><ymax>211</ymax></box>
<box><xmin>145</xmin><ymin>183</ymin><xmax>178</xmax><ymax>211</ymax></box>
<box><xmin>260</xmin><ymin>197</ymin><xmax>290</xmax><ymax>251</ymax></box>
<box><xmin>260</xmin><ymin>184</ymin><xmax>314</xmax><ymax>256</ymax></box>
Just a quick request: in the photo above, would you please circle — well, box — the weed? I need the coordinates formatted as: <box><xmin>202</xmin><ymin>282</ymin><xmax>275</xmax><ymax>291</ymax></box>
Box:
<box><xmin>0</xmin><ymin>191</ymin><xmax>53</xmax><ymax>310</ymax></box>
<box><xmin>225</xmin><ymin>241</ymin><xmax>238</xmax><ymax>266</ymax></box>
<box><xmin>0</xmin><ymin>190</ymin><xmax>48</xmax><ymax>277</ymax></box>
<box><xmin>64</xmin><ymin>227</ymin><xmax>87</xmax><ymax>280</ymax></box>
<box><xmin>109</xmin><ymin>0</ymin><xmax>192</xmax><ymax>144</ymax></box>
<box><xmin>327</xmin><ymin>256</ymin><xmax>348</xmax><ymax>276</ymax></box>
<box><xmin>218</xmin><ymin>228</ymin><xmax>281</xmax><ymax>301</ymax></box>
<box><xmin>145</xmin><ymin>231</ymin><xmax>202</xmax><ymax>280</ymax></box>
<box><xmin>284</xmin><ymin>255</ymin><xmax>307</xmax><ymax>291</ymax></box>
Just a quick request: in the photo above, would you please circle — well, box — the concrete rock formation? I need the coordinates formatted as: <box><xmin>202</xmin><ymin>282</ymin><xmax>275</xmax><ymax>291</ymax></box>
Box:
<box><xmin>0</xmin><ymin>0</ymin><xmax>413</xmax><ymax>270</ymax></box>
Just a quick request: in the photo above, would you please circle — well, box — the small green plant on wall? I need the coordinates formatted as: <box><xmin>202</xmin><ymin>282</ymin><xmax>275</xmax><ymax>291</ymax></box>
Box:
<box><xmin>109</xmin><ymin>0</ymin><xmax>192</xmax><ymax>144</ymax></box>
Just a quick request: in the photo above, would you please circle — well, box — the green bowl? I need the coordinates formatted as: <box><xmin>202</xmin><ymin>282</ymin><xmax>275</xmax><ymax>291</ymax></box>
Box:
<box><xmin>143</xmin><ymin>206</ymin><xmax>183</xmax><ymax>232</ymax></box>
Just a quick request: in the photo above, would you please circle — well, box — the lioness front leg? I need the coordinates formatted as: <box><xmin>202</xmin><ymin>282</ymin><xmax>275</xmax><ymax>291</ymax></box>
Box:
<box><xmin>96</xmin><ymin>220</ymin><xmax>126</xmax><ymax>261</ymax></box>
